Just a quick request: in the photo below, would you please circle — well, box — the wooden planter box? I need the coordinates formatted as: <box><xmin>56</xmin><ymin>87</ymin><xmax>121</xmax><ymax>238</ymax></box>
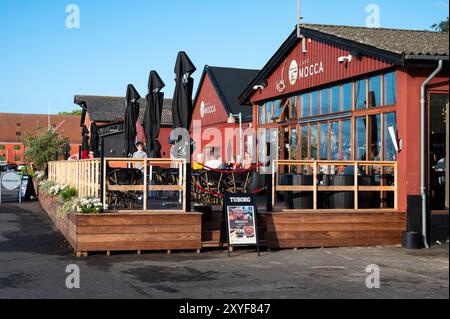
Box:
<box><xmin>38</xmin><ymin>193</ymin><xmax>202</xmax><ymax>256</ymax></box>
<box><xmin>263</xmin><ymin>211</ymin><xmax>406</xmax><ymax>249</ymax></box>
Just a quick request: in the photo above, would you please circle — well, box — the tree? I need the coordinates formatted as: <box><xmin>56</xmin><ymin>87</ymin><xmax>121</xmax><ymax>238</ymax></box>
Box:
<box><xmin>432</xmin><ymin>17</ymin><xmax>449</xmax><ymax>32</ymax></box>
<box><xmin>58</xmin><ymin>109</ymin><xmax>83</xmax><ymax>116</ymax></box>
<box><xmin>22</xmin><ymin>125</ymin><xmax>69</xmax><ymax>172</ymax></box>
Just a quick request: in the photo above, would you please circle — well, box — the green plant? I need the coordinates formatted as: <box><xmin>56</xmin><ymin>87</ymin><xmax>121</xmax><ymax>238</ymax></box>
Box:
<box><xmin>60</xmin><ymin>187</ymin><xmax>77</xmax><ymax>202</ymax></box>
<box><xmin>22</xmin><ymin>124</ymin><xmax>68</xmax><ymax>172</ymax></box>
<box><xmin>57</xmin><ymin>200</ymin><xmax>75</xmax><ymax>218</ymax></box>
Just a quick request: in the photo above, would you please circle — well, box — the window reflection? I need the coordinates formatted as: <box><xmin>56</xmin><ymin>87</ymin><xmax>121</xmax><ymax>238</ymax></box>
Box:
<box><xmin>330</xmin><ymin>122</ymin><xmax>340</xmax><ymax>160</ymax></box>
<box><xmin>342</xmin><ymin>83</ymin><xmax>352</xmax><ymax>111</ymax></box>
<box><xmin>356</xmin><ymin>117</ymin><xmax>367</xmax><ymax>160</ymax></box>
<box><xmin>384</xmin><ymin>112</ymin><xmax>397</xmax><ymax>160</ymax></box>
<box><xmin>291</xmin><ymin>128</ymin><xmax>298</xmax><ymax>160</ymax></box>
<box><xmin>301</xmin><ymin>94</ymin><xmax>310</xmax><ymax>117</ymax></box>
<box><xmin>342</xmin><ymin>120</ymin><xmax>351</xmax><ymax>160</ymax></box>
<box><xmin>355</xmin><ymin>80</ymin><xmax>367</xmax><ymax>110</ymax></box>
<box><xmin>331</xmin><ymin>86</ymin><xmax>340</xmax><ymax>113</ymax></box>
<box><xmin>266</xmin><ymin>101</ymin><xmax>273</xmax><ymax>124</ymax></box>
<box><xmin>311</xmin><ymin>91</ymin><xmax>319</xmax><ymax>116</ymax></box>
<box><xmin>290</xmin><ymin>96</ymin><xmax>298</xmax><ymax>119</ymax></box>
<box><xmin>369</xmin><ymin>76</ymin><xmax>381</xmax><ymax>107</ymax></box>
<box><xmin>259</xmin><ymin>104</ymin><xmax>265</xmax><ymax>125</ymax></box>
<box><xmin>321</xmin><ymin>89</ymin><xmax>329</xmax><ymax>115</ymax></box>
<box><xmin>310</xmin><ymin>124</ymin><xmax>318</xmax><ymax>159</ymax></box>
<box><xmin>301</xmin><ymin>126</ymin><xmax>309</xmax><ymax>160</ymax></box>
<box><xmin>369</xmin><ymin>114</ymin><xmax>381</xmax><ymax>160</ymax></box>
<box><xmin>384</xmin><ymin>72</ymin><xmax>397</xmax><ymax>106</ymax></box>
<box><xmin>320</xmin><ymin>123</ymin><xmax>329</xmax><ymax>160</ymax></box>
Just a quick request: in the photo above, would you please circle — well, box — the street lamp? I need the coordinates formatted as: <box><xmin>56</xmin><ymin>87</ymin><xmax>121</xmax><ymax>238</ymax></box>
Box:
<box><xmin>227</xmin><ymin>113</ymin><xmax>243</xmax><ymax>164</ymax></box>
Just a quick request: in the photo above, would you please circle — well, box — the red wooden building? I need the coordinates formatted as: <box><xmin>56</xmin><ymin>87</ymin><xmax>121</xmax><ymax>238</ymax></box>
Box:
<box><xmin>239</xmin><ymin>24</ymin><xmax>449</xmax><ymax>247</ymax></box>
<box><xmin>0</xmin><ymin>113</ymin><xmax>82</xmax><ymax>164</ymax></box>
<box><xmin>191</xmin><ymin>66</ymin><xmax>259</xmax><ymax>163</ymax></box>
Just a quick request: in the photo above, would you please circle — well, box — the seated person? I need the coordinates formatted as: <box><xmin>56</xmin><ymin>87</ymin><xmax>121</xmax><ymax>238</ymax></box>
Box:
<box><xmin>243</xmin><ymin>152</ymin><xmax>253</xmax><ymax>170</ymax></box>
<box><xmin>205</xmin><ymin>153</ymin><xmax>225</xmax><ymax>170</ymax></box>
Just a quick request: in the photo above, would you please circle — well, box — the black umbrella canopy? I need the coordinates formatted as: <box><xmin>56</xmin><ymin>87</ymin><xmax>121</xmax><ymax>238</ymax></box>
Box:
<box><xmin>89</xmin><ymin>122</ymin><xmax>100</xmax><ymax>155</ymax></box>
<box><xmin>144</xmin><ymin>70</ymin><xmax>165</xmax><ymax>158</ymax></box>
<box><xmin>81</xmin><ymin>125</ymin><xmax>89</xmax><ymax>152</ymax></box>
<box><xmin>124</xmin><ymin>84</ymin><xmax>141</xmax><ymax>157</ymax></box>
<box><xmin>172</xmin><ymin>51</ymin><xmax>196</xmax><ymax>132</ymax></box>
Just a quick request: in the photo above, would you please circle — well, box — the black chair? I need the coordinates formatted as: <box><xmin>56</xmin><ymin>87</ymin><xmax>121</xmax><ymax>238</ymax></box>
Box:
<box><xmin>106</xmin><ymin>169</ymin><xmax>143</xmax><ymax>210</ymax></box>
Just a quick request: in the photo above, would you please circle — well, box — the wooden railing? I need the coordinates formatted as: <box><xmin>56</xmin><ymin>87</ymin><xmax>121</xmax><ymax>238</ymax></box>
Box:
<box><xmin>272</xmin><ymin>160</ymin><xmax>398</xmax><ymax>211</ymax></box>
<box><xmin>48</xmin><ymin>160</ymin><xmax>100</xmax><ymax>198</ymax></box>
<box><xmin>102</xmin><ymin>158</ymin><xmax>187</xmax><ymax>212</ymax></box>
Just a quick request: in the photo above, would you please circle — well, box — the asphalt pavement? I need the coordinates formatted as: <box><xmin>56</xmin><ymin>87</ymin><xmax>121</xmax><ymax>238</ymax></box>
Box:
<box><xmin>0</xmin><ymin>201</ymin><xmax>448</xmax><ymax>299</ymax></box>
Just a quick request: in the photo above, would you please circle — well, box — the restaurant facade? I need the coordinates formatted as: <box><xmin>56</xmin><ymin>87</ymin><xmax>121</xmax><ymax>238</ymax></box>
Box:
<box><xmin>240</xmin><ymin>24</ymin><xmax>449</xmax><ymax>246</ymax></box>
<box><xmin>191</xmin><ymin>66</ymin><xmax>259</xmax><ymax>163</ymax></box>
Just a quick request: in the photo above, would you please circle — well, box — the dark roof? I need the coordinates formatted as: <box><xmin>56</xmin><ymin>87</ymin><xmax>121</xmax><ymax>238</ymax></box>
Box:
<box><xmin>240</xmin><ymin>24</ymin><xmax>449</xmax><ymax>104</ymax></box>
<box><xmin>304</xmin><ymin>24</ymin><xmax>449</xmax><ymax>56</ymax></box>
<box><xmin>74</xmin><ymin>95</ymin><xmax>173</xmax><ymax>126</ymax></box>
<box><xmin>194</xmin><ymin>66</ymin><xmax>260</xmax><ymax>122</ymax></box>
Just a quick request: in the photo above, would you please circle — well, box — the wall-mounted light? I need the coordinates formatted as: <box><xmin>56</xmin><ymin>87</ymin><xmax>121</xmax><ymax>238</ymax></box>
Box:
<box><xmin>338</xmin><ymin>55</ymin><xmax>353</xmax><ymax>64</ymax></box>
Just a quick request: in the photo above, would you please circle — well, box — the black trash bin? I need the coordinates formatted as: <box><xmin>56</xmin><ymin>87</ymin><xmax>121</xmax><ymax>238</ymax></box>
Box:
<box><xmin>282</xmin><ymin>174</ymin><xmax>313</xmax><ymax>209</ymax></box>
<box><xmin>358</xmin><ymin>175</ymin><xmax>380</xmax><ymax>209</ymax></box>
<box><xmin>330</xmin><ymin>175</ymin><xmax>354</xmax><ymax>209</ymax></box>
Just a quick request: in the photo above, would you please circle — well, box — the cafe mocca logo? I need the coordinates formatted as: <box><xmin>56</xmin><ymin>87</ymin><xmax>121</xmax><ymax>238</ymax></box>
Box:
<box><xmin>200</xmin><ymin>101</ymin><xmax>216</xmax><ymax>118</ymax></box>
<box><xmin>289</xmin><ymin>58</ymin><xmax>325</xmax><ymax>86</ymax></box>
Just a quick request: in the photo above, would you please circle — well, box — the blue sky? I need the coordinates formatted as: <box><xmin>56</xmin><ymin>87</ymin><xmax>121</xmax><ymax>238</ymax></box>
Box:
<box><xmin>0</xmin><ymin>0</ymin><xmax>448</xmax><ymax>114</ymax></box>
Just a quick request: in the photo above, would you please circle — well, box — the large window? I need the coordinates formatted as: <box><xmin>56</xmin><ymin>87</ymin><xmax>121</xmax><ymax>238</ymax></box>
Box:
<box><xmin>291</xmin><ymin>128</ymin><xmax>298</xmax><ymax>160</ymax></box>
<box><xmin>356</xmin><ymin>117</ymin><xmax>367</xmax><ymax>160</ymax></box>
<box><xmin>330</xmin><ymin>121</ymin><xmax>340</xmax><ymax>160</ymax></box>
<box><xmin>301</xmin><ymin>94</ymin><xmax>310</xmax><ymax>117</ymax></box>
<box><xmin>311</xmin><ymin>91</ymin><xmax>319</xmax><ymax>116</ymax></box>
<box><xmin>301</xmin><ymin>126</ymin><xmax>309</xmax><ymax>160</ymax></box>
<box><xmin>257</xmin><ymin>71</ymin><xmax>398</xmax><ymax>164</ymax></box>
<box><xmin>321</xmin><ymin>89</ymin><xmax>329</xmax><ymax>115</ymax></box>
<box><xmin>319</xmin><ymin>123</ymin><xmax>329</xmax><ymax>160</ymax></box>
<box><xmin>384</xmin><ymin>112</ymin><xmax>397</xmax><ymax>160</ymax></box>
<box><xmin>355</xmin><ymin>80</ymin><xmax>367</xmax><ymax>110</ymax></box>
<box><xmin>384</xmin><ymin>72</ymin><xmax>397</xmax><ymax>106</ymax></box>
<box><xmin>258</xmin><ymin>104</ymin><xmax>265</xmax><ymax>125</ymax></box>
<box><xmin>342</xmin><ymin>120</ymin><xmax>352</xmax><ymax>160</ymax></box>
<box><xmin>331</xmin><ymin>86</ymin><xmax>340</xmax><ymax>113</ymax></box>
<box><xmin>369</xmin><ymin>76</ymin><xmax>382</xmax><ymax>108</ymax></box>
<box><xmin>310</xmin><ymin>124</ymin><xmax>318</xmax><ymax>160</ymax></box>
<box><xmin>343</xmin><ymin>83</ymin><xmax>353</xmax><ymax>111</ymax></box>
<box><xmin>290</xmin><ymin>96</ymin><xmax>298</xmax><ymax>120</ymax></box>
<box><xmin>266</xmin><ymin>101</ymin><xmax>273</xmax><ymax>124</ymax></box>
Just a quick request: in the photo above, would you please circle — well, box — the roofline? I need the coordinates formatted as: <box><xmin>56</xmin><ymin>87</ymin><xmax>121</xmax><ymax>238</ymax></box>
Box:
<box><xmin>193</xmin><ymin>65</ymin><xmax>259</xmax><ymax>117</ymax></box>
<box><xmin>239</xmin><ymin>26</ymin><xmax>410</xmax><ymax>104</ymax></box>
<box><xmin>404</xmin><ymin>55</ymin><xmax>449</xmax><ymax>61</ymax></box>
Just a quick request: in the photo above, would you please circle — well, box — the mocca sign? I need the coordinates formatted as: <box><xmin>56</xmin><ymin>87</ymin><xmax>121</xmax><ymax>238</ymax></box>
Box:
<box><xmin>289</xmin><ymin>59</ymin><xmax>325</xmax><ymax>86</ymax></box>
<box><xmin>199</xmin><ymin>101</ymin><xmax>216</xmax><ymax>118</ymax></box>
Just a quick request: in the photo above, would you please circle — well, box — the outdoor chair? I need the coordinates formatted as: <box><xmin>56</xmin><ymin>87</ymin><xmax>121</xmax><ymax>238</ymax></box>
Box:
<box><xmin>106</xmin><ymin>169</ymin><xmax>143</xmax><ymax>210</ymax></box>
<box><xmin>226</xmin><ymin>171</ymin><xmax>251</xmax><ymax>194</ymax></box>
<box><xmin>204</xmin><ymin>171</ymin><xmax>224</xmax><ymax>206</ymax></box>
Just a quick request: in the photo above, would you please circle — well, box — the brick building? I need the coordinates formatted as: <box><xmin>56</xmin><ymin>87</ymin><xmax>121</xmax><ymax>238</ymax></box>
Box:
<box><xmin>0</xmin><ymin>113</ymin><xmax>82</xmax><ymax>164</ymax></box>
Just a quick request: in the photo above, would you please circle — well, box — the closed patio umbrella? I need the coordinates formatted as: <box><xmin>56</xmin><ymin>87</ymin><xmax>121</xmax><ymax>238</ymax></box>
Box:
<box><xmin>170</xmin><ymin>51</ymin><xmax>196</xmax><ymax>212</ymax></box>
<box><xmin>144</xmin><ymin>70</ymin><xmax>165</xmax><ymax>158</ymax></box>
<box><xmin>171</xmin><ymin>51</ymin><xmax>196</xmax><ymax>137</ymax></box>
<box><xmin>81</xmin><ymin>125</ymin><xmax>89</xmax><ymax>159</ymax></box>
<box><xmin>124</xmin><ymin>84</ymin><xmax>141</xmax><ymax>157</ymax></box>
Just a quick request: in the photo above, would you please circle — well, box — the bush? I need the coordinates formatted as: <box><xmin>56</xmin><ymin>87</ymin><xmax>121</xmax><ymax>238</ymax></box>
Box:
<box><xmin>60</xmin><ymin>187</ymin><xmax>77</xmax><ymax>202</ymax></box>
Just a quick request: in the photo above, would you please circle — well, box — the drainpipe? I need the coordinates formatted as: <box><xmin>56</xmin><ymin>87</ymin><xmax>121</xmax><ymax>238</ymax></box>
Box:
<box><xmin>420</xmin><ymin>59</ymin><xmax>443</xmax><ymax>249</ymax></box>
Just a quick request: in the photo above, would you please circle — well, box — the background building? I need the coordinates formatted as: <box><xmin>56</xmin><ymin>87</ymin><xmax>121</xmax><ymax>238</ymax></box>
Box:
<box><xmin>0</xmin><ymin>113</ymin><xmax>82</xmax><ymax>164</ymax></box>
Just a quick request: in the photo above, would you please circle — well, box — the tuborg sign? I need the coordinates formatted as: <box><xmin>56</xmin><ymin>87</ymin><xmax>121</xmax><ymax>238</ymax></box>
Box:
<box><xmin>1</xmin><ymin>171</ymin><xmax>21</xmax><ymax>191</ymax></box>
